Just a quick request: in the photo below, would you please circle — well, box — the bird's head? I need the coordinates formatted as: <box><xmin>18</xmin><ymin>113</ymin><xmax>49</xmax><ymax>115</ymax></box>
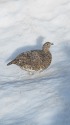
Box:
<box><xmin>42</xmin><ymin>42</ymin><xmax>53</xmax><ymax>52</ymax></box>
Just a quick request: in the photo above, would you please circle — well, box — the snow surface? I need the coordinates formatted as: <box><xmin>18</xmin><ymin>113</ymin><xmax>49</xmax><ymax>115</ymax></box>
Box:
<box><xmin>0</xmin><ymin>0</ymin><xmax>70</xmax><ymax>125</ymax></box>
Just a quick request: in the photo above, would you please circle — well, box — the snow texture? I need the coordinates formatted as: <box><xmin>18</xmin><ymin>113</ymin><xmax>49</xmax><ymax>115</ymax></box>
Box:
<box><xmin>0</xmin><ymin>0</ymin><xmax>70</xmax><ymax>125</ymax></box>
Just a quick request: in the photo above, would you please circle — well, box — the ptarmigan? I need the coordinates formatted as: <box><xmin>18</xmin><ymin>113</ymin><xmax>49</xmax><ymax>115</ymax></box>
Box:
<box><xmin>7</xmin><ymin>42</ymin><xmax>53</xmax><ymax>72</ymax></box>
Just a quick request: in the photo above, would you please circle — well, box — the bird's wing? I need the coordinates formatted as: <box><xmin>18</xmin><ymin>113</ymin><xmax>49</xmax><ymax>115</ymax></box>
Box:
<box><xmin>7</xmin><ymin>51</ymin><xmax>31</xmax><ymax>65</ymax></box>
<box><xmin>29</xmin><ymin>50</ymin><xmax>42</xmax><ymax>62</ymax></box>
<box><xmin>7</xmin><ymin>50</ymin><xmax>44</xmax><ymax>66</ymax></box>
<box><xmin>15</xmin><ymin>51</ymin><xmax>31</xmax><ymax>63</ymax></box>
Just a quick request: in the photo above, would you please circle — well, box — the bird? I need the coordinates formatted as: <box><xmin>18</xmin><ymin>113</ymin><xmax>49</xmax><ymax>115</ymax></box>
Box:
<box><xmin>7</xmin><ymin>42</ymin><xmax>53</xmax><ymax>73</ymax></box>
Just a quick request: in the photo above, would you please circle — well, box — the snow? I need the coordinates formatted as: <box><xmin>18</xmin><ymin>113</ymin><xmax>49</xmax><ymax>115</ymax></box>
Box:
<box><xmin>0</xmin><ymin>0</ymin><xmax>70</xmax><ymax>125</ymax></box>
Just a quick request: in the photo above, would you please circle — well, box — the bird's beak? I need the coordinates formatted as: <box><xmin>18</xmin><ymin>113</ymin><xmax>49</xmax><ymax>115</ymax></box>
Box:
<box><xmin>51</xmin><ymin>43</ymin><xmax>54</xmax><ymax>45</ymax></box>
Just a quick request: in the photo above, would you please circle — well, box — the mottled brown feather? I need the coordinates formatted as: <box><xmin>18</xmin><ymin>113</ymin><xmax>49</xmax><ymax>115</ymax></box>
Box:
<box><xmin>7</xmin><ymin>42</ymin><xmax>53</xmax><ymax>71</ymax></box>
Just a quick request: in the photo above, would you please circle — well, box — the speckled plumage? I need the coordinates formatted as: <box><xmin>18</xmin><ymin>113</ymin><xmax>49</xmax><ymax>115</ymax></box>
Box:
<box><xmin>7</xmin><ymin>42</ymin><xmax>53</xmax><ymax>71</ymax></box>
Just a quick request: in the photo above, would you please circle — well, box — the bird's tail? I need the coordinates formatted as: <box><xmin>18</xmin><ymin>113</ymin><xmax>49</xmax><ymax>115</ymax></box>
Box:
<box><xmin>7</xmin><ymin>60</ymin><xmax>15</xmax><ymax>66</ymax></box>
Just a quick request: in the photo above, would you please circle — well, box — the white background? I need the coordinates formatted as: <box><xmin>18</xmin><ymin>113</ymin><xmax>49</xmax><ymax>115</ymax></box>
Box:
<box><xmin>0</xmin><ymin>0</ymin><xmax>70</xmax><ymax>125</ymax></box>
